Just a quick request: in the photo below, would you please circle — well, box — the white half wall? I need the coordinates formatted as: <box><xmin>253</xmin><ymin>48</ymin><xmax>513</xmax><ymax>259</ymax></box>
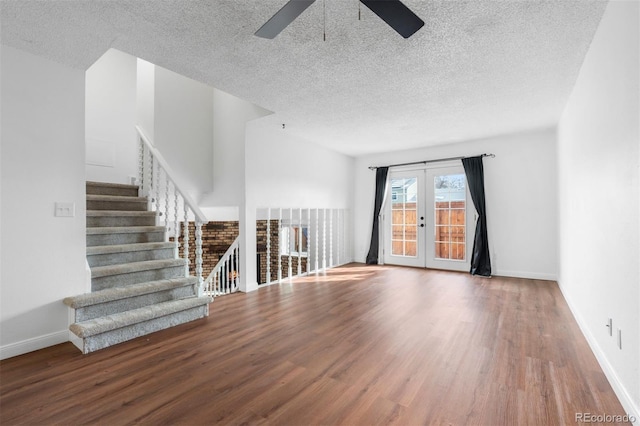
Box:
<box><xmin>1</xmin><ymin>45</ymin><xmax>86</xmax><ymax>359</ymax></box>
<box><xmin>154</xmin><ymin>66</ymin><xmax>213</xmax><ymax>198</ymax></box>
<box><xmin>85</xmin><ymin>48</ymin><xmax>138</xmax><ymax>185</ymax></box>
<box><xmin>353</xmin><ymin>127</ymin><xmax>558</xmax><ymax>280</ymax></box>
<box><xmin>558</xmin><ymin>0</ymin><xmax>639</xmax><ymax>418</ymax></box>
<box><xmin>240</xmin><ymin>117</ymin><xmax>355</xmax><ymax>292</ymax></box>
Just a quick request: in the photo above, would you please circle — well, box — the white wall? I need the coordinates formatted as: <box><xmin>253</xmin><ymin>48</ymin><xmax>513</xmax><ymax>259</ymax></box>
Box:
<box><xmin>0</xmin><ymin>45</ymin><xmax>86</xmax><ymax>359</ymax></box>
<box><xmin>353</xmin><ymin>128</ymin><xmax>558</xmax><ymax>280</ymax></box>
<box><xmin>558</xmin><ymin>0</ymin><xmax>639</xmax><ymax>418</ymax></box>
<box><xmin>85</xmin><ymin>49</ymin><xmax>138</xmax><ymax>185</ymax></box>
<box><xmin>199</xmin><ymin>88</ymin><xmax>271</xmax><ymax>221</ymax></box>
<box><xmin>154</xmin><ymin>66</ymin><xmax>213</xmax><ymax>198</ymax></box>
<box><xmin>240</xmin><ymin>118</ymin><xmax>355</xmax><ymax>292</ymax></box>
<box><xmin>137</xmin><ymin>58</ymin><xmax>155</xmax><ymax>142</ymax></box>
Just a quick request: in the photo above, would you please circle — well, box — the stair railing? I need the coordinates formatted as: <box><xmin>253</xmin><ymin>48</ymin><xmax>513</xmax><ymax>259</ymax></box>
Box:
<box><xmin>203</xmin><ymin>236</ymin><xmax>240</xmax><ymax>297</ymax></box>
<box><xmin>136</xmin><ymin>125</ymin><xmax>207</xmax><ymax>295</ymax></box>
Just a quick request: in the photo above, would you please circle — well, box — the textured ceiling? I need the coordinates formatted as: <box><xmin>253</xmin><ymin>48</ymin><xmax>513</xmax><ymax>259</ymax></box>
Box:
<box><xmin>1</xmin><ymin>0</ymin><xmax>607</xmax><ymax>156</ymax></box>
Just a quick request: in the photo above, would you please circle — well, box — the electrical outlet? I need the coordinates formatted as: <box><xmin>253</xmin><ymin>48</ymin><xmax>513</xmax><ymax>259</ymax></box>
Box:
<box><xmin>606</xmin><ymin>318</ymin><xmax>612</xmax><ymax>336</ymax></box>
<box><xmin>55</xmin><ymin>202</ymin><xmax>75</xmax><ymax>217</ymax></box>
<box><xmin>617</xmin><ymin>329</ymin><xmax>622</xmax><ymax>349</ymax></box>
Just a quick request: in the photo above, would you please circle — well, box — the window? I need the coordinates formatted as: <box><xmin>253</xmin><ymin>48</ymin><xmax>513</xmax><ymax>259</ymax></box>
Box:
<box><xmin>391</xmin><ymin>177</ymin><xmax>418</xmax><ymax>257</ymax></box>
<box><xmin>433</xmin><ymin>174</ymin><xmax>466</xmax><ymax>261</ymax></box>
<box><xmin>280</xmin><ymin>225</ymin><xmax>309</xmax><ymax>256</ymax></box>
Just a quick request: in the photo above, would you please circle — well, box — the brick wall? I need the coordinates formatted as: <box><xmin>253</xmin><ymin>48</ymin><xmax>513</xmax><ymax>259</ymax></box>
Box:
<box><xmin>172</xmin><ymin>220</ymin><xmax>309</xmax><ymax>284</ymax></box>
<box><xmin>172</xmin><ymin>221</ymin><xmax>239</xmax><ymax>277</ymax></box>
<box><xmin>256</xmin><ymin>220</ymin><xmax>308</xmax><ymax>284</ymax></box>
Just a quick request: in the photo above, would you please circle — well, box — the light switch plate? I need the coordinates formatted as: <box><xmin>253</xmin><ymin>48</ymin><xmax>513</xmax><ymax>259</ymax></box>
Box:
<box><xmin>55</xmin><ymin>202</ymin><xmax>75</xmax><ymax>217</ymax></box>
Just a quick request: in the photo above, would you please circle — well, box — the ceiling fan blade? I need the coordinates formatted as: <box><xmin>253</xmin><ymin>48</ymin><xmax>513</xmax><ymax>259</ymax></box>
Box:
<box><xmin>360</xmin><ymin>0</ymin><xmax>424</xmax><ymax>38</ymax></box>
<box><xmin>255</xmin><ymin>0</ymin><xmax>316</xmax><ymax>39</ymax></box>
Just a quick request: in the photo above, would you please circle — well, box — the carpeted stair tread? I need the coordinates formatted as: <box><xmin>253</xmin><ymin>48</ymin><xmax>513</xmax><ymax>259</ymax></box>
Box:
<box><xmin>86</xmin><ymin>226</ymin><xmax>164</xmax><ymax>235</ymax></box>
<box><xmin>86</xmin><ymin>181</ymin><xmax>139</xmax><ymax>197</ymax></box>
<box><xmin>69</xmin><ymin>296</ymin><xmax>212</xmax><ymax>338</ymax></box>
<box><xmin>86</xmin><ymin>210</ymin><xmax>156</xmax><ymax>217</ymax></box>
<box><xmin>63</xmin><ymin>277</ymin><xmax>198</xmax><ymax>309</ymax></box>
<box><xmin>87</xmin><ymin>242</ymin><xmax>175</xmax><ymax>255</ymax></box>
<box><xmin>91</xmin><ymin>259</ymin><xmax>185</xmax><ymax>278</ymax></box>
<box><xmin>86</xmin><ymin>194</ymin><xmax>147</xmax><ymax>203</ymax></box>
<box><xmin>87</xmin><ymin>181</ymin><xmax>138</xmax><ymax>190</ymax></box>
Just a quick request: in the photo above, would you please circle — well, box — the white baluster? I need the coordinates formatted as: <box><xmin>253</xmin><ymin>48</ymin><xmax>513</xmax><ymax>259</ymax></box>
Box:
<box><xmin>297</xmin><ymin>208</ymin><xmax>302</xmax><ymax>277</ymax></box>
<box><xmin>232</xmin><ymin>248</ymin><xmax>237</xmax><ymax>291</ymax></box>
<box><xmin>183</xmin><ymin>205</ymin><xmax>190</xmax><ymax>277</ymax></box>
<box><xmin>155</xmin><ymin>164</ymin><xmax>161</xmax><ymax>219</ymax></box>
<box><xmin>322</xmin><ymin>209</ymin><xmax>327</xmax><ymax>271</ymax></box>
<box><xmin>148</xmin><ymin>151</ymin><xmax>154</xmax><ymax>211</ymax></box>
<box><xmin>315</xmin><ymin>208</ymin><xmax>319</xmax><ymax>274</ymax></box>
<box><xmin>138</xmin><ymin>138</ymin><xmax>145</xmax><ymax>195</ymax></box>
<box><xmin>329</xmin><ymin>208</ymin><xmax>333</xmax><ymax>268</ymax></box>
<box><xmin>231</xmin><ymin>247</ymin><xmax>240</xmax><ymax>291</ymax></box>
<box><xmin>195</xmin><ymin>221</ymin><xmax>203</xmax><ymax>295</ymax></box>
<box><xmin>164</xmin><ymin>174</ymin><xmax>170</xmax><ymax>239</ymax></box>
<box><xmin>277</xmin><ymin>208</ymin><xmax>282</xmax><ymax>283</ymax></box>
<box><xmin>266</xmin><ymin>209</ymin><xmax>271</xmax><ymax>285</ymax></box>
<box><xmin>224</xmin><ymin>253</ymin><xmax>233</xmax><ymax>294</ymax></box>
<box><xmin>288</xmin><ymin>208</ymin><xmax>293</xmax><ymax>279</ymax></box>
<box><xmin>213</xmin><ymin>270</ymin><xmax>218</xmax><ymax>296</ymax></box>
<box><xmin>306</xmin><ymin>208</ymin><xmax>311</xmax><ymax>275</ymax></box>
<box><xmin>173</xmin><ymin>188</ymin><xmax>179</xmax><ymax>258</ymax></box>
<box><xmin>337</xmin><ymin>209</ymin><xmax>342</xmax><ymax>266</ymax></box>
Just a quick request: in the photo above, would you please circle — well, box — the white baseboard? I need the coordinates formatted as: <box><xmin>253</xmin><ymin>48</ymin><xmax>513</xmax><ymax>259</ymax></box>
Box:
<box><xmin>558</xmin><ymin>284</ymin><xmax>640</xmax><ymax>425</ymax></box>
<box><xmin>0</xmin><ymin>330</ymin><xmax>69</xmax><ymax>360</ymax></box>
<box><xmin>494</xmin><ymin>269</ymin><xmax>557</xmax><ymax>281</ymax></box>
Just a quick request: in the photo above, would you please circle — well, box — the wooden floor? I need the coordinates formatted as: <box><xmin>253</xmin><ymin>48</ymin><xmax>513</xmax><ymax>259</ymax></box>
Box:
<box><xmin>0</xmin><ymin>264</ymin><xmax>628</xmax><ymax>425</ymax></box>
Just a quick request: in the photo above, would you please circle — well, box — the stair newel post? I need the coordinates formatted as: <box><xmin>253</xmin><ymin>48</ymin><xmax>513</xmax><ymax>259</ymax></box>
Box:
<box><xmin>195</xmin><ymin>221</ymin><xmax>204</xmax><ymax>296</ymax></box>
<box><xmin>266</xmin><ymin>208</ymin><xmax>271</xmax><ymax>285</ymax></box>
<box><xmin>183</xmin><ymin>205</ymin><xmax>190</xmax><ymax>278</ymax></box>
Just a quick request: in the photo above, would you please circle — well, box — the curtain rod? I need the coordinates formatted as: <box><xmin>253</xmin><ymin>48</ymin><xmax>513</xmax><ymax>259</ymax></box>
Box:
<box><xmin>368</xmin><ymin>153</ymin><xmax>495</xmax><ymax>170</ymax></box>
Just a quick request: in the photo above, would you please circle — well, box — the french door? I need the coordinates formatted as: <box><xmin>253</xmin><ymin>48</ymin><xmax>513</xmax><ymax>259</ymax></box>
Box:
<box><xmin>383</xmin><ymin>166</ymin><xmax>473</xmax><ymax>272</ymax></box>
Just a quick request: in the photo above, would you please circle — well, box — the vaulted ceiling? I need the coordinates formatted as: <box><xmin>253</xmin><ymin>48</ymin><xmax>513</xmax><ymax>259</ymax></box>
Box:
<box><xmin>1</xmin><ymin>0</ymin><xmax>607</xmax><ymax>156</ymax></box>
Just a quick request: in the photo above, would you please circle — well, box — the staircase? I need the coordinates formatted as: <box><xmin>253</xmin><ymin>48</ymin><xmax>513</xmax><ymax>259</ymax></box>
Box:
<box><xmin>64</xmin><ymin>181</ymin><xmax>211</xmax><ymax>354</ymax></box>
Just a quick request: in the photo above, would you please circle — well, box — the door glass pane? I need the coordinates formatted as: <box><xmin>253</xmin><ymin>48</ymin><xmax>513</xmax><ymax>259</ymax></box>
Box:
<box><xmin>390</xmin><ymin>177</ymin><xmax>418</xmax><ymax>258</ymax></box>
<box><xmin>434</xmin><ymin>174</ymin><xmax>466</xmax><ymax>261</ymax></box>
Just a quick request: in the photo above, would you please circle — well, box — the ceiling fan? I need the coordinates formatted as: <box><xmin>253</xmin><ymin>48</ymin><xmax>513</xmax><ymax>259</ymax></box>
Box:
<box><xmin>255</xmin><ymin>0</ymin><xmax>424</xmax><ymax>39</ymax></box>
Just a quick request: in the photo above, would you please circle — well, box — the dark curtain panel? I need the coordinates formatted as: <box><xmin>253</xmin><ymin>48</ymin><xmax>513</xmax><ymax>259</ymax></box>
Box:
<box><xmin>462</xmin><ymin>157</ymin><xmax>492</xmax><ymax>277</ymax></box>
<box><xmin>366</xmin><ymin>167</ymin><xmax>389</xmax><ymax>264</ymax></box>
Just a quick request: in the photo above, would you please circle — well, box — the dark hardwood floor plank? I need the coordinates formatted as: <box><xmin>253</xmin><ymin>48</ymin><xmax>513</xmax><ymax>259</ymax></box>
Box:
<box><xmin>0</xmin><ymin>264</ymin><xmax>629</xmax><ymax>425</ymax></box>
